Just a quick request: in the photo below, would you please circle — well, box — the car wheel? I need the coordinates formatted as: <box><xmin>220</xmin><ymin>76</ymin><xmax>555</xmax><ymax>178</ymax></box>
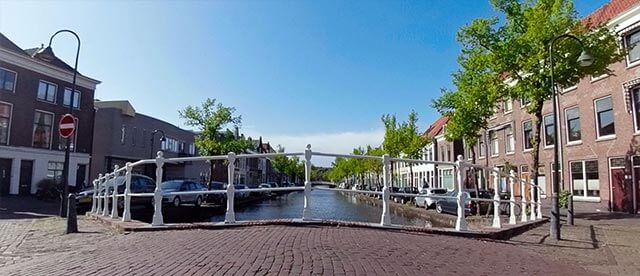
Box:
<box><xmin>436</xmin><ymin>203</ymin><xmax>443</xmax><ymax>214</ymax></box>
<box><xmin>393</xmin><ymin>197</ymin><xmax>398</xmax><ymax>203</ymax></box>
<box><xmin>195</xmin><ymin>196</ymin><xmax>202</xmax><ymax>207</ymax></box>
<box><xmin>173</xmin><ymin>197</ymin><xmax>181</xmax><ymax>207</ymax></box>
<box><xmin>401</xmin><ymin>198</ymin><xmax>406</xmax><ymax>204</ymax></box>
<box><xmin>424</xmin><ymin>201</ymin><xmax>430</xmax><ymax>210</ymax></box>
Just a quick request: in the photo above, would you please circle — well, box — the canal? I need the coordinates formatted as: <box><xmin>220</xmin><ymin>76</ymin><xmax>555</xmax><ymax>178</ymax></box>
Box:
<box><xmin>208</xmin><ymin>189</ymin><xmax>431</xmax><ymax>226</ymax></box>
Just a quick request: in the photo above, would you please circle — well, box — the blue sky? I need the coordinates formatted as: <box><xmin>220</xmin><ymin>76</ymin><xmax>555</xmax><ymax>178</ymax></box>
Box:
<box><xmin>0</xmin><ymin>0</ymin><xmax>607</xmax><ymax>158</ymax></box>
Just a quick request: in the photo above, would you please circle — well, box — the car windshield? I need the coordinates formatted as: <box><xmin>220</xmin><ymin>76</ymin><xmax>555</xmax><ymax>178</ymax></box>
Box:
<box><xmin>210</xmin><ymin>183</ymin><xmax>225</xmax><ymax>190</ymax></box>
<box><xmin>431</xmin><ymin>189</ymin><xmax>447</xmax><ymax>194</ymax></box>
<box><xmin>162</xmin><ymin>181</ymin><xmax>182</xmax><ymax>190</ymax></box>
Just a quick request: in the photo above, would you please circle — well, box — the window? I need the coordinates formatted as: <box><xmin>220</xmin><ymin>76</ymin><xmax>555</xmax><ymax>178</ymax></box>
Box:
<box><xmin>162</xmin><ymin>137</ymin><xmax>180</xmax><ymax>153</ymax></box>
<box><xmin>189</xmin><ymin>143</ymin><xmax>196</xmax><ymax>155</ymax></box>
<box><xmin>478</xmin><ymin>138</ymin><xmax>486</xmax><ymax>158</ymax></box>
<box><xmin>626</xmin><ymin>29</ymin><xmax>640</xmax><ymax>65</ymax></box>
<box><xmin>63</xmin><ymin>88</ymin><xmax>80</xmax><ymax>109</ymax></box>
<box><xmin>570</xmin><ymin>160</ymin><xmax>599</xmax><ymax>198</ymax></box>
<box><xmin>441</xmin><ymin>169</ymin><xmax>454</xmax><ymax>190</ymax></box>
<box><xmin>543</xmin><ymin>115</ymin><xmax>555</xmax><ymax>147</ymax></box>
<box><xmin>58</xmin><ymin>118</ymin><xmax>78</xmax><ymax>152</ymax></box>
<box><xmin>595</xmin><ymin>96</ymin><xmax>615</xmax><ymax>138</ymax></box>
<box><xmin>0</xmin><ymin>68</ymin><xmax>16</xmax><ymax>92</ymax></box>
<box><xmin>447</xmin><ymin>145</ymin><xmax>451</xmax><ymax>161</ymax></box>
<box><xmin>505</xmin><ymin>125</ymin><xmax>515</xmax><ymax>153</ymax></box>
<box><xmin>0</xmin><ymin>102</ymin><xmax>11</xmax><ymax>144</ymax></box>
<box><xmin>37</xmin><ymin>81</ymin><xmax>57</xmax><ymax>103</ymax></box>
<box><xmin>503</xmin><ymin>99</ymin><xmax>512</xmax><ymax>113</ymax></box>
<box><xmin>490</xmin><ymin>131</ymin><xmax>499</xmax><ymax>156</ymax></box>
<box><xmin>523</xmin><ymin>120</ymin><xmax>533</xmax><ymax>150</ymax></box>
<box><xmin>565</xmin><ymin>107</ymin><xmax>581</xmax><ymax>143</ymax></box>
<box><xmin>521</xmin><ymin>96</ymin><xmax>530</xmax><ymax>107</ymax></box>
<box><xmin>33</xmin><ymin>111</ymin><xmax>53</xmax><ymax>148</ymax></box>
<box><xmin>634</xmin><ymin>88</ymin><xmax>640</xmax><ymax>132</ymax></box>
<box><xmin>121</xmin><ymin>125</ymin><xmax>126</xmax><ymax>145</ymax></box>
<box><xmin>47</xmin><ymin>162</ymin><xmax>64</xmax><ymax>181</ymax></box>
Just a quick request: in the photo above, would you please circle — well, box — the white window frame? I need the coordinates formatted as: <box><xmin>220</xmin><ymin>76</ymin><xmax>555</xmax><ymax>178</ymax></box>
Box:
<box><xmin>542</xmin><ymin>114</ymin><xmax>555</xmax><ymax>149</ymax></box>
<box><xmin>32</xmin><ymin>109</ymin><xmax>54</xmax><ymax>150</ymax></box>
<box><xmin>37</xmin><ymin>80</ymin><xmax>58</xmax><ymax>104</ymax></box>
<box><xmin>503</xmin><ymin>99</ymin><xmax>513</xmax><ymax>114</ymax></box>
<box><xmin>0</xmin><ymin>67</ymin><xmax>17</xmax><ymax>93</ymax></box>
<box><xmin>522</xmin><ymin>120</ymin><xmax>533</xmax><ymax>152</ymax></box>
<box><xmin>520</xmin><ymin>97</ymin><xmax>531</xmax><ymax>109</ymax></box>
<box><xmin>0</xmin><ymin>101</ymin><xmax>13</xmax><ymax>145</ymax></box>
<box><xmin>562</xmin><ymin>84</ymin><xmax>578</xmax><ymax>93</ymax></box>
<box><xmin>633</xmin><ymin>88</ymin><xmax>640</xmax><ymax>134</ymax></box>
<box><xmin>624</xmin><ymin>28</ymin><xmax>640</xmax><ymax>68</ymax></box>
<box><xmin>63</xmin><ymin>87</ymin><xmax>81</xmax><ymax>109</ymax></box>
<box><xmin>505</xmin><ymin>124</ymin><xmax>515</xmax><ymax>154</ymax></box>
<box><xmin>564</xmin><ymin>106</ymin><xmax>582</xmax><ymax>145</ymax></box>
<box><xmin>594</xmin><ymin>96</ymin><xmax>616</xmax><ymax>140</ymax></box>
<box><xmin>490</xmin><ymin>131</ymin><xmax>499</xmax><ymax>157</ymax></box>
<box><xmin>590</xmin><ymin>73</ymin><xmax>609</xmax><ymax>82</ymax></box>
<box><xmin>478</xmin><ymin>138</ymin><xmax>486</xmax><ymax>159</ymax></box>
<box><xmin>570</xmin><ymin>159</ymin><xmax>601</xmax><ymax>201</ymax></box>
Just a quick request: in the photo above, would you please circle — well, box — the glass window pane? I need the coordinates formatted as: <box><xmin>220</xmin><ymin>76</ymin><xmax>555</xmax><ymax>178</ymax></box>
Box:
<box><xmin>598</xmin><ymin>110</ymin><xmax>615</xmax><ymax>136</ymax></box>
<box><xmin>38</xmin><ymin>82</ymin><xmax>47</xmax><ymax>100</ymax></box>
<box><xmin>596</xmin><ymin>97</ymin><xmax>612</xmax><ymax>112</ymax></box>
<box><xmin>628</xmin><ymin>31</ymin><xmax>640</xmax><ymax>62</ymax></box>
<box><xmin>634</xmin><ymin>89</ymin><xmax>640</xmax><ymax>131</ymax></box>
<box><xmin>566</xmin><ymin>107</ymin><xmax>579</xmax><ymax>120</ymax></box>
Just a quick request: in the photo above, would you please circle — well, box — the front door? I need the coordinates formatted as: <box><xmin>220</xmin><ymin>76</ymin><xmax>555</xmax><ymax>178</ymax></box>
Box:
<box><xmin>0</xmin><ymin>159</ymin><xmax>12</xmax><ymax>196</ymax></box>
<box><xmin>611</xmin><ymin>168</ymin><xmax>632</xmax><ymax>212</ymax></box>
<box><xmin>19</xmin><ymin>160</ymin><xmax>33</xmax><ymax>195</ymax></box>
<box><xmin>75</xmin><ymin>164</ymin><xmax>87</xmax><ymax>192</ymax></box>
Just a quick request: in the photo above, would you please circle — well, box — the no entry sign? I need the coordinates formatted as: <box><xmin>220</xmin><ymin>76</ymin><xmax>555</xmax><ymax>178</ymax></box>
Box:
<box><xmin>59</xmin><ymin>114</ymin><xmax>76</xmax><ymax>138</ymax></box>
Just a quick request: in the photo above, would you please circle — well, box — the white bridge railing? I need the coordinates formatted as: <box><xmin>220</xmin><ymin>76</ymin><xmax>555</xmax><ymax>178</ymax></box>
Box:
<box><xmin>90</xmin><ymin>144</ymin><xmax>544</xmax><ymax>231</ymax></box>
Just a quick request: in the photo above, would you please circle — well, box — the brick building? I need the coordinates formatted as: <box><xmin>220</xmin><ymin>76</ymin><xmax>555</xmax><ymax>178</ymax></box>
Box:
<box><xmin>0</xmin><ymin>32</ymin><xmax>101</xmax><ymax>195</ymax></box>
<box><xmin>475</xmin><ymin>0</ymin><xmax>640</xmax><ymax>213</ymax></box>
<box><xmin>90</xmin><ymin>100</ymin><xmax>207</xmax><ymax>181</ymax></box>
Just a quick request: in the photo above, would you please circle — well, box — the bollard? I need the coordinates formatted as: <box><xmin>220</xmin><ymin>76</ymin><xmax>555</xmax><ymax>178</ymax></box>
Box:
<box><xmin>302</xmin><ymin>145</ymin><xmax>312</xmax><ymax>221</ymax></box>
<box><xmin>151</xmin><ymin>151</ymin><xmax>165</xmax><ymax>226</ymax></box>
<box><xmin>520</xmin><ymin>175</ymin><xmax>528</xmax><ymax>223</ymax></box>
<box><xmin>508</xmin><ymin>170</ymin><xmax>517</xmax><ymax>225</ymax></box>
<box><xmin>111</xmin><ymin>165</ymin><xmax>120</xmax><ymax>219</ymax></box>
<box><xmin>455</xmin><ymin>155</ymin><xmax>468</xmax><ymax>231</ymax></box>
<box><xmin>102</xmin><ymin>173</ymin><xmax>111</xmax><ymax>216</ymax></box>
<box><xmin>380</xmin><ymin>154</ymin><xmax>391</xmax><ymax>226</ymax></box>
<box><xmin>96</xmin><ymin>174</ymin><xmax>103</xmax><ymax>215</ymax></box>
<box><xmin>122</xmin><ymin>162</ymin><xmax>133</xmax><ymax>222</ymax></box>
<box><xmin>90</xmin><ymin>179</ymin><xmax>97</xmax><ymax>214</ymax></box>
<box><xmin>225</xmin><ymin>152</ymin><xmax>237</xmax><ymax>224</ymax></box>
<box><xmin>530</xmin><ymin>182</ymin><xmax>536</xmax><ymax>221</ymax></box>
<box><xmin>492</xmin><ymin>168</ymin><xmax>501</xmax><ymax>228</ymax></box>
<box><xmin>66</xmin><ymin>194</ymin><xmax>78</xmax><ymax>234</ymax></box>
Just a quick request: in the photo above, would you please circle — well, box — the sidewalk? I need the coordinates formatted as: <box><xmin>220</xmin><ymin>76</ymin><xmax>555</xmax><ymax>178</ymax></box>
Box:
<box><xmin>506</xmin><ymin>211</ymin><xmax>640</xmax><ymax>275</ymax></box>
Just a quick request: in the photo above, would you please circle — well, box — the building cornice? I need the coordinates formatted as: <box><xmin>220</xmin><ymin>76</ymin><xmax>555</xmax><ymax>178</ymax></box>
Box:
<box><xmin>0</xmin><ymin>47</ymin><xmax>101</xmax><ymax>90</ymax></box>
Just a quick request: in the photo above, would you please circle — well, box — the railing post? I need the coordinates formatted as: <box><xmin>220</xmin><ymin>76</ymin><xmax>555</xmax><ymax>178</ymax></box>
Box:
<box><xmin>111</xmin><ymin>165</ymin><xmax>120</xmax><ymax>219</ymax></box>
<box><xmin>102</xmin><ymin>173</ymin><xmax>110</xmax><ymax>216</ymax></box>
<box><xmin>96</xmin><ymin>174</ymin><xmax>103</xmax><ymax>215</ymax></box>
<box><xmin>536</xmin><ymin>181</ymin><xmax>543</xmax><ymax>219</ymax></box>
<box><xmin>520</xmin><ymin>175</ymin><xmax>528</xmax><ymax>223</ymax></box>
<box><xmin>509</xmin><ymin>170</ymin><xmax>517</xmax><ymax>225</ymax></box>
<box><xmin>122</xmin><ymin>162</ymin><xmax>133</xmax><ymax>222</ymax></box>
<box><xmin>455</xmin><ymin>155</ymin><xmax>468</xmax><ymax>231</ymax></box>
<box><xmin>380</xmin><ymin>154</ymin><xmax>391</xmax><ymax>226</ymax></box>
<box><xmin>492</xmin><ymin>168</ymin><xmax>501</xmax><ymax>228</ymax></box>
<box><xmin>90</xmin><ymin>179</ymin><xmax>97</xmax><ymax>214</ymax></box>
<box><xmin>302</xmin><ymin>144</ymin><xmax>312</xmax><ymax>221</ymax></box>
<box><xmin>151</xmin><ymin>151</ymin><xmax>165</xmax><ymax>226</ymax></box>
<box><xmin>225</xmin><ymin>152</ymin><xmax>236</xmax><ymax>224</ymax></box>
<box><xmin>530</xmin><ymin>181</ymin><xmax>536</xmax><ymax>221</ymax></box>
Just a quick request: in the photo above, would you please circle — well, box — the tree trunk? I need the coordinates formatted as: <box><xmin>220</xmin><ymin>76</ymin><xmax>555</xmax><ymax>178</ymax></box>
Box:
<box><xmin>530</xmin><ymin>107</ymin><xmax>543</xmax><ymax>205</ymax></box>
<box><xmin>471</xmin><ymin>146</ymin><xmax>481</xmax><ymax>215</ymax></box>
<box><xmin>390</xmin><ymin>161</ymin><xmax>394</xmax><ymax>188</ymax></box>
<box><xmin>409</xmin><ymin>163</ymin><xmax>414</xmax><ymax>188</ymax></box>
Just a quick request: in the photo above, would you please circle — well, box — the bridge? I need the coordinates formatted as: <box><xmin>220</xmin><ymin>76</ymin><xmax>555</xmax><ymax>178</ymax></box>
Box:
<box><xmin>90</xmin><ymin>144</ymin><xmax>543</xmax><ymax>232</ymax></box>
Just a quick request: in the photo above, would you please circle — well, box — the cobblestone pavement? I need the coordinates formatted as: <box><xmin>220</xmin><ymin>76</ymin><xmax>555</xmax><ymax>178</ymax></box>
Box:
<box><xmin>505</xmin><ymin>213</ymin><xmax>640</xmax><ymax>276</ymax></box>
<box><xmin>0</xmin><ymin>218</ymin><xmax>594</xmax><ymax>276</ymax></box>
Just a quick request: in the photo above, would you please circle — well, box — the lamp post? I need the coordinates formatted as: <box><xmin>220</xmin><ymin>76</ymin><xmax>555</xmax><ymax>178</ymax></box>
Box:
<box><xmin>35</xmin><ymin>30</ymin><xmax>81</xmax><ymax>218</ymax></box>
<box><xmin>549</xmin><ymin>33</ymin><xmax>593</xmax><ymax>240</ymax></box>
<box><xmin>150</xmin><ymin>129</ymin><xmax>166</xmax><ymax>159</ymax></box>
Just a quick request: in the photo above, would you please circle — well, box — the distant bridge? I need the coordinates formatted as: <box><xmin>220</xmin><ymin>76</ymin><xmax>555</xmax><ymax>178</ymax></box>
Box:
<box><xmin>310</xmin><ymin>181</ymin><xmax>336</xmax><ymax>188</ymax></box>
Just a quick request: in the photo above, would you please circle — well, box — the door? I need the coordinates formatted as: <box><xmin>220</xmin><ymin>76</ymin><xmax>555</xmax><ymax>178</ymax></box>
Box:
<box><xmin>75</xmin><ymin>164</ymin><xmax>87</xmax><ymax>192</ymax></box>
<box><xmin>19</xmin><ymin>160</ymin><xmax>33</xmax><ymax>195</ymax></box>
<box><xmin>635</xmin><ymin>167</ymin><xmax>640</xmax><ymax>214</ymax></box>
<box><xmin>0</xmin><ymin>159</ymin><xmax>11</xmax><ymax>196</ymax></box>
<box><xmin>610</xmin><ymin>168</ymin><xmax>632</xmax><ymax>212</ymax></box>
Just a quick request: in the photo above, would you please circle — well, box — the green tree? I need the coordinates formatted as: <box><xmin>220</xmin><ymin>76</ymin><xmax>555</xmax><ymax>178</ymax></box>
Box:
<box><xmin>438</xmin><ymin>0</ymin><xmax>622</xmax><ymax>191</ymax></box>
<box><xmin>381</xmin><ymin>114</ymin><xmax>402</xmax><ymax>187</ymax></box>
<box><xmin>179</xmin><ymin>98</ymin><xmax>254</xmax><ymax>182</ymax></box>
<box><xmin>399</xmin><ymin>111</ymin><xmax>429</xmax><ymax>188</ymax></box>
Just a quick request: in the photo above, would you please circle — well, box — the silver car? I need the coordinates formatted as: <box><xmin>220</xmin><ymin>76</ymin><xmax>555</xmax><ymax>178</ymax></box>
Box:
<box><xmin>414</xmin><ymin>188</ymin><xmax>448</xmax><ymax>209</ymax></box>
<box><xmin>161</xmin><ymin>180</ymin><xmax>207</xmax><ymax>207</ymax></box>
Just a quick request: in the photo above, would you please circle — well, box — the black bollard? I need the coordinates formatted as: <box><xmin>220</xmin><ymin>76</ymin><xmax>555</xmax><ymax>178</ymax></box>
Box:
<box><xmin>66</xmin><ymin>194</ymin><xmax>78</xmax><ymax>234</ymax></box>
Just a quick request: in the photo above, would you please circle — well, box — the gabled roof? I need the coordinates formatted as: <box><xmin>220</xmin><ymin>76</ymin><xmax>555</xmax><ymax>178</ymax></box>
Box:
<box><xmin>0</xmin><ymin>33</ymin><xmax>29</xmax><ymax>56</ymax></box>
<box><xmin>424</xmin><ymin>116</ymin><xmax>449</xmax><ymax>138</ymax></box>
<box><xmin>583</xmin><ymin>0</ymin><xmax>640</xmax><ymax>26</ymax></box>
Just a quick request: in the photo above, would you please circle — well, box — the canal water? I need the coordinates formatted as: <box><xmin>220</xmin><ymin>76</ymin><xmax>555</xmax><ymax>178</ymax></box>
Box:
<box><xmin>208</xmin><ymin>189</ymin><xmax>431</xmax><ymax>227</ymax></box>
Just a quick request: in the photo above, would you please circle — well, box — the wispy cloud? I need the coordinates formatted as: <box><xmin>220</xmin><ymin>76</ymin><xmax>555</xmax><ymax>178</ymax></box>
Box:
<box><xmin>246</xmin><ymin>128</ymin><xmax>385</xmax><ymax>167</ymax></box>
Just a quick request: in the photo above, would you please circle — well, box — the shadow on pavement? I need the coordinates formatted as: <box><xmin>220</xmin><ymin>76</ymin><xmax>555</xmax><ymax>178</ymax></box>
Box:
<box><xmin>0</xmin><ymin>196</ymin><xmax>59</xmax><ymax>219</ymax></box>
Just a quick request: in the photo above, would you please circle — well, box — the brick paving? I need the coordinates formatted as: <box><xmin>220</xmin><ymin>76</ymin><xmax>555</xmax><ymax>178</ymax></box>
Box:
<box><xmin>0</xmin><ymin>217</ymin><xmax>593</xmax><ymax>276</ymax></box>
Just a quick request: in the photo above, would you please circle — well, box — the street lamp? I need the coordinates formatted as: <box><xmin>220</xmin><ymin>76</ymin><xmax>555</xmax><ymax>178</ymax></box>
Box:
<box><xmin>35</xmin><ymin>30</ymin><xmax>81</xmax><ymax>218</ymax></box>
<box><xmin>150</xmin><ymin>129</ymin><xmax>166</xmax><ymax>158</ymax></box>
<box><xmin>548</xmin><ymin>33</ymin><xmax>593</xmax><ymax>240</ymax></box>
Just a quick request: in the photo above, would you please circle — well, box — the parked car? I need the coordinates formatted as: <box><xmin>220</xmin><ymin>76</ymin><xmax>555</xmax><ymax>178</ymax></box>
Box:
<box><xmin>390</xmin><ymin>187</ymin><xmax>401</xmax><ymax>202</ymax></box>
<box><xmin>395</xmin><ymin>187</ymin><xmax>418</xmax><ymax>204</ymax></box>
<box><xmin>206</xmin><ymin>181</ymin><xmax>227</xmax><ymax>205</ymax></box>
<box><xmin>161</xmin><ymin>180</ymin><xmax>207</xmax><ymax>207</ymax></box>
<box><xmin>414</xmin><ymin>188</ymin><xmax>448</xmax><ymax>209</ymax></box>
<box><xmin>435</xmin><ymin>189</ymin><xmax>493</xmax><ymax>216</ymax></box>
<box><xmin>76</xmin><ymin>174</ymin><xmax>157</xmax><ymax>210</ymax></box>
<box><xmin>259</xmin><ymin>183</ymin><xmax>273</xmax><ymax>196</ymax></box>
<box><xmin>234</xmin><ymin>184</ymin><xmax>250</xmax><ymax>199</ymax></box>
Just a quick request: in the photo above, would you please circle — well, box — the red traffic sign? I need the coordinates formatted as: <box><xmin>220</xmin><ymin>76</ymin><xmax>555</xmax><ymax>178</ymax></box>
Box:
<box><xmin>59</xmin><ymin>114</ymin><xmax>76</xmax><ymax>138</ymax></box>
